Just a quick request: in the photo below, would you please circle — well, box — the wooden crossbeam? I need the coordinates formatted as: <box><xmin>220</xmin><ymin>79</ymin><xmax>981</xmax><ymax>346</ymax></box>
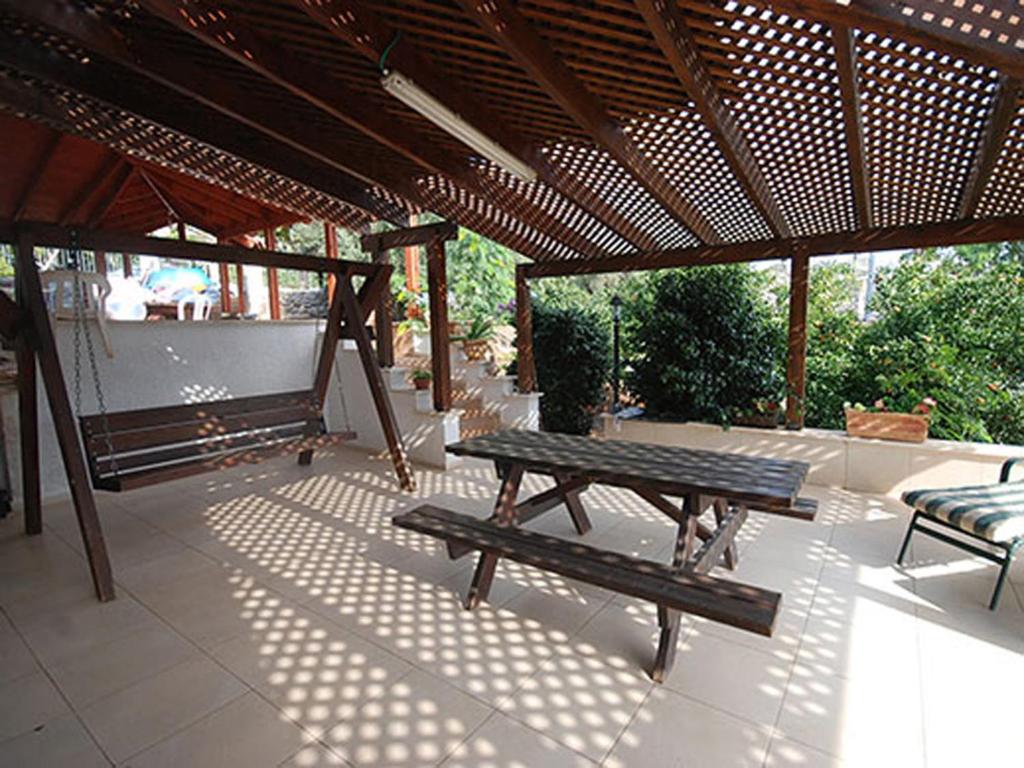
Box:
<box><xmin>361</xmin><ymin>222</ymin><xmax>458</xmax><ymax>253</ymax></box>
<box><xmin>523</xmin><ymin>215</ymin><xmax>1024</xmax><ymax>277</ymax></box>
<box><xmin>292</xmin><ymin>0</ymin><xmax>658</xmax><ymax>252</ymax></box>
<box><xmin>960</xmin><ymin>76</ymin><xmax>1022</xmax><ymax>219</ymax></box>
<box><xmin>0</xmin><ymin>23</ymin><xmax>401</xmax><ymax>225</ymax></box>
<box><xmin>453</xmin><ymin>0</ymin><xmax>721</xmax><ymax>245</ymax></box>
<box><xmin>831</xmin><ymin>24</ymin><xmax>873</xmax><ymax>229</ymax></box>
<box><xmin>635</xmin><ymin>0</ymin><xmax>790</xmax><ymax>238</ymax></box>
<box><xmin>765</xmin><ymin>0</ymin><xmax>1024</xmax><ymax>80</ymax></box>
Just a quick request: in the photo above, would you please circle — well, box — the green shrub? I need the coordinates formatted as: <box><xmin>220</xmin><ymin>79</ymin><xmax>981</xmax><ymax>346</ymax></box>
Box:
<box><xmin>621</xmin><ymin>265</ymin><xmax>784</xmax><ymax>425</ymax></box>
<box><xmin>529</xmin><ymin>300</ymin><xmax>610</xmax><ymax>434</ymax></box>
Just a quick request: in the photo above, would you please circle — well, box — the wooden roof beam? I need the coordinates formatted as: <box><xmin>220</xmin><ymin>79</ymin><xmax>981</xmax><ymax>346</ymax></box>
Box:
<box><xmin>635</xmin><ymin>0</ymin><xmax>790</xmax><ymax>239</ymax></box>
<box><xmin>361</xmin><ymin>222</ymin><xmax>459</xmax><ymax>253</ymax></box>
<box><xmin>136</xmin><ymin>0</ymin><xmax>604</xmax><ymax>260</ymax></box>
<box><xmin>524</xmin><ymin>215</ymin><xmax>1024</xmax><ymax>277</ymax></box>
<box><xmin>831</xmin><ymin>23</ymin><xmax>873</xmax><ymax>229</ymax></box>
<box><xmin>57</xmin><ymin>154</ymin><xmax>122</xmax><ymax>226</ymax></box>
<box><xmin>0</xmin><ymin>29</ymin><xmax>404</xmax><ymax>227</ymax></box>
<box><xmin>86</xmin><ymin>162</ymin><xmax>135</xmax><ymax>228</ymax></box>
<box><xmin>12</xmin><ymin>131</ymin><xmax>64</xmax><ymax>221</ymax></box>
<box><xmin>959</xmin><ymin>76</ymin><xmax>1021</xmax><ymax>219</ymax></box>
<box><xmin>453</xmin><ymin>0</ymin><xmax>721</xmax><ymax>245</ymax></box>
<box><xmin>765</xmin><ymin>0</ymin><xmax>1024</xmax><ymax>79</ymax></box>
<box><xmin>290</xmin><ymin>0</ymin><xmax>659</xmax><ymax>252</ymax></box>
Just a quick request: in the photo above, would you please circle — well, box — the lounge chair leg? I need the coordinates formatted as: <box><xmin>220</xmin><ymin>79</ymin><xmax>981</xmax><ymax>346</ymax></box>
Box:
<box><xmin>989</xmin><ymin>542</ymin><xmax>1020</xmax><ymax>610</ymax></box>
<box><xmin>896</xmin><ymin>512</ymin><xmax>919</xmax><ymax>565</ymax></box>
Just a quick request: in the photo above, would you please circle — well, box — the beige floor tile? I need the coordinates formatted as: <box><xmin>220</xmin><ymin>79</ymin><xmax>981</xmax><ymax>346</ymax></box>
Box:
<box><xmin>913</xmin><ymin>568</ymin><xmax>1023</xmax><ymax>617</ymax></box>
<box><xmin>79</xmin><ymin>656</ymin><xmax>246</xmax><ymax>763</ymax></box>
<box><xmin>323</xmin><ymin>669</ymin><xmax>491</xmax><ymax>766</ymax></box>
<box><xmin>499</xmin><ymin>638</ymin><xmax>651</xmax><ymax>762</ymax></box>
<box><xmin>764</xmin><ymin>735</ymin><xmax>845</xmax><ymax>767</ymax></box>
<box><xmin>114</xmin><ymin>547</ymin><xmax>225</xmax><ymax>598</ymax></box>
<box><xmin>46</xmin><ymin>624</ymin><xmax>199</xmax><ymax>708</ymax></box>
<box><xmin>0</xmin><ymin>712</ymin><xmax>109</xmax><ymax>768</ymax></box>
<box><xmin>441</xmin><ymin>713</ymin><xmax>596</xmax><ymax>768</ymax></box>
<box><xmin>661</xmin><ymin>632</ymin><xmax>792</xmax><ymax>727</ymax></box>
<box><xmin>497</xmin><ymin>580</ymin><xmax>611</xmax><ymax>639</ymax></box>
<box><xmin>776</xmin><ymin>661</ymin><xmax>924</xmax><ymax>767</ymax></box>
<box><xmin>278</xmin><ymin>743</ymin><xmax>349</xmax><ymax>767</ymax></box>
<box><xmin>0</xmin><ymin>668</ymin><xmax>70</xmax><ymax>742</ymax></box>
<box><xmin>209</xmin><ymin>611</ymin><xmax>412</xmax><ymax>735</ymax></box>
<box><xmin>0</xmin><ymin>613</ymin><xmax>37</xmax><ymax>686</ymax></box>
<box><xmin>124</xmin><ymin>692</ymin><xmax>310</xmax><ymax>768</ymax></box>
<box><xmin>604</xmin><ymin>687</ymin><xmax>772</xmax><ymax>768</ymax></box>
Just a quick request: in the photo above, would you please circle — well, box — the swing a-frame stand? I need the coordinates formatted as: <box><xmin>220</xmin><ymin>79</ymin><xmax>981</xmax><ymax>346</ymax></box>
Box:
<box><xmin>0</xmin><ymin>221</ymin><xmax>415</xmax><ymax>603</ymax></box>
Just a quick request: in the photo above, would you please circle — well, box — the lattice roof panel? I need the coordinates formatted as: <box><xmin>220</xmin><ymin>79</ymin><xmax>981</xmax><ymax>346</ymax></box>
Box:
<box><xmin>976</xmin><ymin>92</ymin><xmax>1024</xmax><ymax>218</ymax></box>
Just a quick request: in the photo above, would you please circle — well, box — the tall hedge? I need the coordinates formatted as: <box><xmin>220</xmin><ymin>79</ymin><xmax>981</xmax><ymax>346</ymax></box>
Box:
<box><xmin>622</xmin><ymin>265</ymin><xmax>784</xmax><ymax>425</ymax></box>
<box><xmin>530</xmin><ymin>300</ymin><xmax>610</xmax><ymax>434</ymax></box>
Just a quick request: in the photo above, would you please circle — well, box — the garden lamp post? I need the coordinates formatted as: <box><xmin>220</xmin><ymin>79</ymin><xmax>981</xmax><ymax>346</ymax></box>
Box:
<box><xmin>611</xmin><ymin>294</ymin><xmax>622</xmax><ymax>413</ymax></box>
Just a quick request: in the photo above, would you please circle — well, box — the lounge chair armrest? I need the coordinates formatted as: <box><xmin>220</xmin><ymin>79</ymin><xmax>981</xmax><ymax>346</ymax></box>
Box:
<box><xmin>1000</xmin><ymin>457</ymin><xmax>1024</xmax><ymax>483</ymax></box>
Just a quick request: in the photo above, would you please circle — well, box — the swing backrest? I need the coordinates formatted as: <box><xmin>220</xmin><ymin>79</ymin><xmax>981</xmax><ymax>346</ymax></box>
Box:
<box><xmin>80</xmin><ymin>390</ymin><xmax>355</xmax><ymax>492</ymax></box>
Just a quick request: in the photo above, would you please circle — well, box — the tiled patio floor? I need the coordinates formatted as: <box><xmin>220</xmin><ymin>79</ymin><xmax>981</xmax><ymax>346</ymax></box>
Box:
<box><xmin>1</xmin><ymin>446</ymin><xmax>1022</xmax><ymax>767</ymax></box>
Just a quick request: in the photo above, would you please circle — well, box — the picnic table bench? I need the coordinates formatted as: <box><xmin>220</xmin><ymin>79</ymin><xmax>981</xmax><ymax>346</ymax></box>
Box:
<box><xmin>393</xmin><ymin>430</ymin><xmax>817</xmax><ymax>682</ymax></box>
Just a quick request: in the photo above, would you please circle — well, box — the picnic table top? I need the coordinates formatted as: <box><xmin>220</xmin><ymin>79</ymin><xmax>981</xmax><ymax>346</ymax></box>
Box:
<box><xmin>447</xmin><ymin>430</ymin><xmax>810</xmax><ymax>509</ymax></box>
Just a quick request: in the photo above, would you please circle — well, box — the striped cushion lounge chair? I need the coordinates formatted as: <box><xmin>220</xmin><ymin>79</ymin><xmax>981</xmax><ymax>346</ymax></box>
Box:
<box><xmin>898</xmin><ymin>458</ymin><xmax>1024</xmax><ymax>609</ymax></box>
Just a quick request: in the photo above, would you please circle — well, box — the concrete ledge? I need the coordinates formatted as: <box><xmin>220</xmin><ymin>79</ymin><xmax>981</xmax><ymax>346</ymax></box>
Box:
<box><xmin>597</xmin><ymin>415</ymin><xmax>1024</xmax><ymax>497</ymax></box>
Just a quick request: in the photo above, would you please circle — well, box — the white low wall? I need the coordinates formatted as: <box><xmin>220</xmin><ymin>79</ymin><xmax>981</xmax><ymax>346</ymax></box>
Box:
<box><xmin>1</xmin><ymin>319</ymin><xmax>453</xmax><ymax>503</ymax></box>
<box><xmin>598</xmin><ymin>415</ymin><xmax>1024</xmax><ymax>496</ymax></box>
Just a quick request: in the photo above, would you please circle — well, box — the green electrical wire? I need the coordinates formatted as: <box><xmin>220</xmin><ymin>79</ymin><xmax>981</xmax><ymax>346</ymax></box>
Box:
<box><xmin>379</xmin><ymin>31</ymin><xmax>403</xmax><ymax>73</ymax></box>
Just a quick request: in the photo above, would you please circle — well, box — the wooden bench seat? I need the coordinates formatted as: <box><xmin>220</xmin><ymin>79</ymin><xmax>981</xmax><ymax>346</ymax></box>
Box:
<box><xmin>80</xmin><ymin>390</ymin><xmax>355</xmax><ymax>492</ymax></box>
<box><xmin>393</xmin><ymin>504</ymin><xmax>781</xmax><ymax>637</ymax></box>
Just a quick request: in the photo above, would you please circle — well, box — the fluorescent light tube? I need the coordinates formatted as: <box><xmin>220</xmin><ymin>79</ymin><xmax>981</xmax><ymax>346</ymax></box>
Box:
<box><xmin>381</xmin><ymin>70</ymin><xmax>538</xmax><ymax>183</ymax></box>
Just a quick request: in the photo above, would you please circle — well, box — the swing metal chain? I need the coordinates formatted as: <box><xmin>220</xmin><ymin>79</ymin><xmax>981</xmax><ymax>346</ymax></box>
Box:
<box><xmin>68</xmin><ymin>232</ymin><xmax>119</xmax><ymax>476</ymax></box>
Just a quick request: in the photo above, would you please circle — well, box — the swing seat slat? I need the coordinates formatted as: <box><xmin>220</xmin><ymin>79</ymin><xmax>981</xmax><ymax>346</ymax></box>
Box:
<box><xmin>80</xmin><ymin>389</ymin><xmax>356</xmax><ymax>492</ymax></box>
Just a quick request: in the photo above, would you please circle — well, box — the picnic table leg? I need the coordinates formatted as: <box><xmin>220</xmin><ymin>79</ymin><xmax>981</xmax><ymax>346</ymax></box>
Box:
<box><xmin>465</xmin><ymin>463</ymin><xmax>525</xmax><ymax>609</ymax></box>
<box><xmin>713</xmin><ymin>498</ymin><xmax>739</xmax><ymax>570</ymax></box>
<box><xmin>652</xmin><ymin>491</ymin><xmax>700</xmax><ymax>683</ymax></box>
<box><xmin>554</xmin><ymin>471</ymin><xmax>591</xmax><ymax>535</ymax></box>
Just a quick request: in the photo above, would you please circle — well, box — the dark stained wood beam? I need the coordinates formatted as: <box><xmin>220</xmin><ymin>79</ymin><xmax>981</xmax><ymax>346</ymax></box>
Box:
<box><xmin>453</xmin><ymin>0</ymin><xmax>721</xmax><ymax>245</ymax></box>
<box><xmin>514</xmin><ymin>265</ymin><xmax>536</xmax><ymax>393</ymax></box>
<box><xmin>12</xmin><ymin>131</ymin><xmax>64</xmax><ymax>221</ymax></box>
<box><xmin>785</xmin><ymin>250</ymin><xmax>810</xmax><ymax>430</ymax></box>
<box><xmin>361</xmin><ymin>222</ymin><xmax>459</xmax><ymax>253</ymax></box>
<box><xmin>635</xmin><ymin>0</ymin><xmax>790</xmax><ymax>238</ymax></box>
<box><xmin>765</xmin><ymin>0</ymin><xmax>1024</xmax><ymax>80</ymax></box>
<box><xmin>524</xmin><ymin>215</ymin><xmax>1024</xmax><ymax>277</ymax></box>
<box><xmin>0</xmin><ymin>290</ymin><xmax>24</xmax><ymax>341</ymax></box>
<box><xmin>831</xmin><ymin>23</ymin><xmax>873</xmax><ymax>229</ymax></box>
<box><xmin>0</xmin><ymin>27</ymin><xmax>403</xmax><ymax>225</ymax></box>
<box><xmin>86</xmin><ymin>162</ymin><xmax>135</xmax><ymax>228</ymax></box>
<box><xmin>290</xmin><ymin>0</ymin><xmax>658</xmax><ymax>252</ymax></box>
<box><xmin>427</xmin><ymin>239</ymin><xmax>453</xmax><ymax>412</ymax></box>
<box><xmin>960</xmin><ymin>76</ymin><xmax>1021</xmax><ymax>219</ymax></box>
<box><xmin>135</xmin><ymin>0</ymin><xmax>603</xmax><ymax>260</ymax></box>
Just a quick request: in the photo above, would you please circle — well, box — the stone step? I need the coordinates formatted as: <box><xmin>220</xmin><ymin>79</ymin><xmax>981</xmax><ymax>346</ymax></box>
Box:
<box><xmin>459</xmin><ymin>412</ymin><xmax>502</xmax><ymax>441</ymax></box>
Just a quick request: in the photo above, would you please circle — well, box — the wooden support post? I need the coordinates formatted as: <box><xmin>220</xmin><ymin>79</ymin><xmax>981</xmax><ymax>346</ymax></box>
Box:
<box><xmin>94</xmin><ymin>250</ymin><xmax>107</xmax><ymax>275</ymax></box>
<box><xmin>372</xmin><ymin>248</ymin><xmax>394</xmax><ymax>368</ymax></box>
<box><xmin>426</xmin><ymin>238</ymin><xmax>451</xmax><ymax>411</ymax></box>
<box><xmin>15</xmin><ymin>304</ymin><xmax>39</xmax><ymax>535</ymax></box>
<box><xmin>404</xmin><ymin>212</ymin><xmax>421</xmax><ymax>292</ymax></box>
<box><xmin>218</xmin><ymin>262</ymin><xmax>231</xmax><ymax>313</ymax></box>
<box><xmin>652</xmin><ymin>491</ymin><xmax>699</xmax><ymax>683</ymax></box>
<box><xmin>265</xmin><ymin>227</ymin><xmax>281</xmax><ymax>320</ymax></box>
<box><xmin>235</xmin><ymin>264</ymin><xmax>246</xmax><ymax>316</ymax></box>
<box><xmin>466</xmin><ymin>463</ymin><xmax>524</xmax><ymax>609</ymax></box>
<box><xmin>324</xmin><ymin>222</ymin><xmax>338</xmax><ymax>303</ymax></box>
<box><xmin>122</xmin><ymin>253</ymin><xmax>133</xmax><ymax>278</ymax></box>
<box><xmin>177</xmin><ymin>220</ymin><xmax>187</xmax><ymax>240</ymax></box>
<box><xmin>515</xmin><ymin>265</ymin><xmax>536</xmax><ymax>392</ymax></box>
<box><xmin>14</xmin><ymin>233</ymin><xmax>114</xmax><ymax>601</ymax></box>
<box><xmin>338</xmin><ymin>271</ymin><xmax>416</xmax><ymax>491</ymax></box>
<box><xmin>786</xmin><ymin>251</ymin><xmax>810</xmax><ymax>430</ymax></box>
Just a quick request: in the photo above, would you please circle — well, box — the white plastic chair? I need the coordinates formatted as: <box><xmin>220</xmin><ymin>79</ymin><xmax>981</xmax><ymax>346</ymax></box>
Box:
<box><xmin>177</xmin><ymin>292</ymin><xmax>212</xmax><ymax>321</ymax></box>
<box><xmin>41</xmin><ymin>270</ymin><xmax>114</xmax><ymax>358</ymax></box>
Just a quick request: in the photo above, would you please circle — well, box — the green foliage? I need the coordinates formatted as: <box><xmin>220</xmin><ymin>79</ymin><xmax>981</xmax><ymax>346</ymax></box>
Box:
<box><xmin>452</xmin><ymin>315</ymin><xmax>494</xmax><ymax>342</ymax></box>
<box><xmin>530</xmin><ymin>299</ymin><xmax>610</xmax><ymax>434</ymax></box>
<box><xmin>445</xmin><ymin>229</ymin><xmax>520</xmax><ymax>321</ymax></box>
<box><xmin>621</xmin><ymin>265</ymin><xmax>785</xmax><ymax>425</ymax></box>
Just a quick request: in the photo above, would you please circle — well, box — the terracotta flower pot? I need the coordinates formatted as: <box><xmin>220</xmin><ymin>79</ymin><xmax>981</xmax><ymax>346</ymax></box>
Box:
<box><xmin>462</xmin><ymin>338</ymin><xmax>489</xmax><ymax>361</ymax></box>
<box><xmin>844</xmin><ymin>409</ymin><xmax>929</xmax><ymax>443</ymax></box>
<box><xmin>413</xmin><ymin>377</ymin><xmax>431</xmax><ymax>391</ymax></box>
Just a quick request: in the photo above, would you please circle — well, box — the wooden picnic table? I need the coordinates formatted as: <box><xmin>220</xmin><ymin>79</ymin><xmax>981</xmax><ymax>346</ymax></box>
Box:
<box><xmin>397</xmin><ymin>429</ymin><xmax>817</xmax><ymax>682</ymax></box>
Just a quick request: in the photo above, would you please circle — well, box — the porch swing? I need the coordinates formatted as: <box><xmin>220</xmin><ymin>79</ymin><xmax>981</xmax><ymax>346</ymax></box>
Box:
<box><xmin>65</xmin><ymin>238</ymin><xmax>357</xmax><ymax>492</ymax></box>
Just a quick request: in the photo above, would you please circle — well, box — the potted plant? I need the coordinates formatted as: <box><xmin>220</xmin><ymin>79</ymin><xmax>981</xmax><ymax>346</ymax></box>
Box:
<box><xmin>410</xmin><ymin>368</ymin><xmax>432</xmax><ymax>391</ymax></box>
<box><xmin>844</xmin><ymin>397</ymin><xmax>935</xmax><ymax>443</ymax></box>
<box><xmin>452</xmin><ymin>315</ymin><xmax>494</xmax><ymax>362</ymax></box>
<box><xmin>734</xmin><ymin>399</ymin><xmax>781</xmax><ymax>429</ymax></box>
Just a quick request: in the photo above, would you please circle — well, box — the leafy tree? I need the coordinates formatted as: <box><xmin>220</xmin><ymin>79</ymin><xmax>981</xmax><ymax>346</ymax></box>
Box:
<box><xmin>621</xmin><ymin>264</ymin><xmax>785</xmax><ymax>425</ymax></box>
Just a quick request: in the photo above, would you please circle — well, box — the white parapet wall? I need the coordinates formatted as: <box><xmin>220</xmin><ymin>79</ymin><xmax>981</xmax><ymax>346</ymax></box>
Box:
<box><xmin>597</xmin><ymin>415</ymin><xmax>1024</xmax><ymax>497</ymax></box>
<box><xmin>1</xmin><ymin>319</ymin><xmax>462</xmax><ymax>503</ymax></box>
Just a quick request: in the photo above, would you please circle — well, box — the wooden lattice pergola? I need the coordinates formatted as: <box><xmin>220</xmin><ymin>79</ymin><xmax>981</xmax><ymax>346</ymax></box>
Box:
<box><xmin>1</xmin><ymin>1</ymin><xmax>1023</xmax><ymax>601</ymax></box>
